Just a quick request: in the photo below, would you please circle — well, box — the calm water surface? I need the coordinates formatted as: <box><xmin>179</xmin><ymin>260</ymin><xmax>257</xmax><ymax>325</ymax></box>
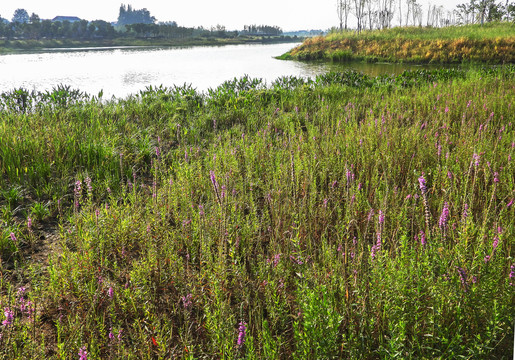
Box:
<box><xmin>0</xmin><ymin>43</ymin><xmax>438</xmax><ymax>98</ymax></box>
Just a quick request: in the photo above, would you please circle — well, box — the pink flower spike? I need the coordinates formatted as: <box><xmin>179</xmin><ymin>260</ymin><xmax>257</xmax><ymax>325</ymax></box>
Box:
<box><xmin>2</xmin><ymin>308</ymin><xmax>14</xmax><ymax>327</ymax></box>
<box><xmin>78</xmin><ymin>346</ymin><xmax>88</xmax><ymax>360</ymax></box>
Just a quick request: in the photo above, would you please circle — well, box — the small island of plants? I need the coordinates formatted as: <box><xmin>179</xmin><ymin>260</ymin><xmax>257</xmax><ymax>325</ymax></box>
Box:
<box><xmin>280</xmin><ymin>22</ymin><xmax>515</xmax><ymax>63</ymax></box>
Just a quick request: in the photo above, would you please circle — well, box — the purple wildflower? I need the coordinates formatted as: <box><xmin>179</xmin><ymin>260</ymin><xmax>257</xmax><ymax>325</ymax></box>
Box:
<box><xmin>27</xmin><ymin>217</ymin><xmax>32</xmax><ymax>232</ymax></box>
<box><xmin>367</xmin><ymin>209</ymin><xmax>374</xmax><ymax>222</ymax></box>
<box><xmin>456</xmin><ymin>267</ymin><xmax>468</xmax><ymax>292</ymax></box>
<box><xmin>210</xmin><ymin>170</ymin><xmax>217</xmax><ymax>187</ymax></box>
<box><xmin>237</xmin><ymin>321</ymin><xmax>247</xmax><ymax>346</ymax></box>
<box><xmin>108</xmin><ymin>287</ymin><xmax>114</xmax><ymax>299</ymax></box>
<box><xmin>24</xmin><ymin>300</ymin><xmax>34</xmax><ymax>320</ymax></box>
<box><xmin>267</xmin><ymin>253</ymin><xmax>281</xmax><ymax>267</ymax></box>
<box><xmin>462</xmin><ymin>203</ymin><xmax>469</xmax><ymax>220</ymax></box>
<box><xmin>10</xmin><ymin>232</ymin><xmax>17</xmax><ymax>243</ymax></box>
<box><xmin>290</xmin><ymin>255</ymin><xmax>303</xmax><ymax>265</ymax></box>
<box><xmin>346</xmin><ymin>169</ymin><xmax>354</xmax><ymax>184</ymax></box>
<box><xmin>78</xmin><ymin>346</ymin><xmax>88</xmax><ymax>360</ymax></box>
<box><xmin>181</xmin><ymin>293</ymin><xmax>193</xmax><ymax>309</ymax></box>
<box><xmin>371</xmin><ymin>233</ymin><xmax>382</xmax><ymax>260</ymax></box>
<box><xmin>85</xmin><ymin>176</ymin><xmax>92</xmax><ymax>195</ymax></box>
<box><xmin>109</xmin><ymin>329</ymin><xmax>115</xmax><ymax>340</ymax></box>
<box><xmin>419</xmin><ymin>231</ymin><xmax>426</xmax><ymax>246</ymax></box>
<box><xmin>2</xmin><ymin>308</ymin><xmax>14</xmax><ymax>327</ymax></box>
<box><xmin>17</xmin><ymin>287</ymin><xmax>27</xmax><ymax>313</ymax></box>
<box><xmin>472</xmin><ymin>153</ymin><xmax>480</xmax><ymax>166</ymax></box>
<box><xmin>493</xmin><ymin>172</ymin><xmax>499</xmax><ymax>183</ymax></box>
<box><xmin>418</xmin><ymin>175</ymin><xmax>427</xmax><ymax>195</ymax></box>
<box><xmin>439</xmin><ymin>202</ymin><xmax>450</xmax><ymax>231</ymax></box>
<box><xmin>74</xmin><ymin>180</ymin><xmax>82</xmax><ymax>194</ymax></box>
<box><xmin>484</xmin><ymin>255</ymin><xmax>490</xmax><ymax>263</ymax></box>
<box><xmin>378</xmin><ymin>210</ymin><xmax>385</xmax><ymax>225</ymax></box>
<box><xmin>492</xmin><ymin>236</ymin><xmax>499</xmax><ymax>250</ymax></box>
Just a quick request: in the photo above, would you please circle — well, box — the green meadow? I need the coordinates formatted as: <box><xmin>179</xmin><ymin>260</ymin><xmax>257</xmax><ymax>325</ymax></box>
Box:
<box><xmin>0</xmin><ymin>66</ymin><xmax>514</xmax><ymax>358</ymax></box>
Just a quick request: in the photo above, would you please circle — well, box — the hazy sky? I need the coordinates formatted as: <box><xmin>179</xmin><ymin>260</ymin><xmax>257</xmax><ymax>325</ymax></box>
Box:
<box><xmin>1</xmin><ymin>0</ymin><xmax>461</xmax><ymax>31</ymax></box>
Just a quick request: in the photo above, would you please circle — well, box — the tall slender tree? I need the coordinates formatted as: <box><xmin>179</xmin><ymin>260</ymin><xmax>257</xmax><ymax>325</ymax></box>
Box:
<box><xmin>12</xmin><ymin>8</ymin><xmax>30</xmax><ymax>24</ymax></box>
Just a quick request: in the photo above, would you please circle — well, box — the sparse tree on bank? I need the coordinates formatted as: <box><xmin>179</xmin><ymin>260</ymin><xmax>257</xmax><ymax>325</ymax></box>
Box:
<box><xmin>337</xmin><ymin>0</ymin><xmax>352</xmax><ymax>29</ymax></box>
<box><xmin>353</xmin><ymin>0</ymin><xmax>367</xmax><ymax>32</ymax></box>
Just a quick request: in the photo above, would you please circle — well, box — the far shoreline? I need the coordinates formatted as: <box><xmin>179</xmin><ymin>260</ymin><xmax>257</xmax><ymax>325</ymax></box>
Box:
<box><xmin>0</xmin><ymin>36</ymin><xmax>302</xmax><ymax>55</ymax></box>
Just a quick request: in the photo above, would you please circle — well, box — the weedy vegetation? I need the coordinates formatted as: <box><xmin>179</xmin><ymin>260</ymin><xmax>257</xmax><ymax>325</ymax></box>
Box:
<box><xmin>0</xmin><ymin>66</ymin><xmax>514</xmax><ymax>359</ymax></box>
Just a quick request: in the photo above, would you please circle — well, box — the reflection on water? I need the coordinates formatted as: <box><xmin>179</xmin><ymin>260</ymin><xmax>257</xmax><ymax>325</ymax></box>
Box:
<box><xmin>0</xmin><ymin>43</ymin><xmax>456</xmax><ymax>98</ymax></box>
<box><xmin>301</xmin><ymin>60</ymin><xmax>450</xmax><ymax>78</ymax></box>
<box><xmin>122</xmin><ymin>71</ymin><xmax>158</xmax><ymax>85</ymax></box>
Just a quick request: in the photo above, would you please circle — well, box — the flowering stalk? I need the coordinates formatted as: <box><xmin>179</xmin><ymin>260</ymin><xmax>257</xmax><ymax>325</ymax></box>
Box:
<box><xmin>237</xmin><ymin>321</ymin><xmax>247</xmax><ymax>347</ymax></box>
<box><xmin>74</xmin><ymin>180</ymin><xmax>82</xmax><ymax>212</ymax></box>
<box><xmin>210</xmin><ymin>170</ymin><xmax>222</xmax><ymax>206</ymax></box>
<box><xmin>78</xmin><ymin>346</ymin><xmax>88</xmax><ymax>360</ymax></box>
<box><xmin>439</xmin><ymin>201</ymin><xmax>450</xmax><ymax>234</ymax></box>
<box><xmin>418</xmin><ymin>175</ymin><xmax>431</xmax><ymax>234</ymax></box>
<box><xmin>2</xmin><ymin>307</ymin><xmax>14</xmax><ymax>327</ymax></box>
<box><xmin>419</xmin><ymin>231</ymin><xmax>426</xmax><ymax>246</ymax></box>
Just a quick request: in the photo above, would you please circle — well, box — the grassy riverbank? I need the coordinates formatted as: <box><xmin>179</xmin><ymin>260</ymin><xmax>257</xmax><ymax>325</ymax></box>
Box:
<box><xmin>0</xmin><ymin>36</ymin><xmax>299</xmax><ymax>54</ymax></box>
<box><xmin>0</xmin><ymin>67</ymin><xmax>514</xmax><ymax>358</ymax></box>
<box><xmin>280</xmin><ymin>22</ymin><xmax>515</xmax><ymax>64</ymax></box>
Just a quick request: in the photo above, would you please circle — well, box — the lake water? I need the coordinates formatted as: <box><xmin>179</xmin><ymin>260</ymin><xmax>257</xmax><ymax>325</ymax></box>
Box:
<box><xmin>0</xmin><ymin>42</ymin><xmax>438</xmax><ymax>98</ymax></box>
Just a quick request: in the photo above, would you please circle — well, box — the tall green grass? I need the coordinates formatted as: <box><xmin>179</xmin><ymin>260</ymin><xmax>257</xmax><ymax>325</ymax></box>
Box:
<box><xmin>0</xmin><ymin>67</ymin><xmax>514</xmax><ymax>358</ymax></box>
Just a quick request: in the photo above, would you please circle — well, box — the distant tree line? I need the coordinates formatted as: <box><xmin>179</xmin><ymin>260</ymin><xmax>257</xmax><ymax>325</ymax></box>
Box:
<box><xmin>0</xmin><ymin>7</ymin><xmax>285</xmax><ymax>41</ymax></box>
<box><xmin>455</xmin><ymin>0</ymin><xmax>515</xmax><ymax>24</ymax></box>
<box><xmin>241</xmin><ymin>25</ymin><xmax>283</xmax><ymax>36</ymax></box>
<box><xmin>0</xmin><ymin>4</ymin><xmax>286</xmax><ymax>41</ymax></box>
<box><xmin>0</xmin><ymin>12</ymin><xmax>115</xmax><ymax>40</ymax></box>
<box><xmin>336</xmin><ymin>0</ymin><xmax>515</xmax><ymax>32</ymax></box>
